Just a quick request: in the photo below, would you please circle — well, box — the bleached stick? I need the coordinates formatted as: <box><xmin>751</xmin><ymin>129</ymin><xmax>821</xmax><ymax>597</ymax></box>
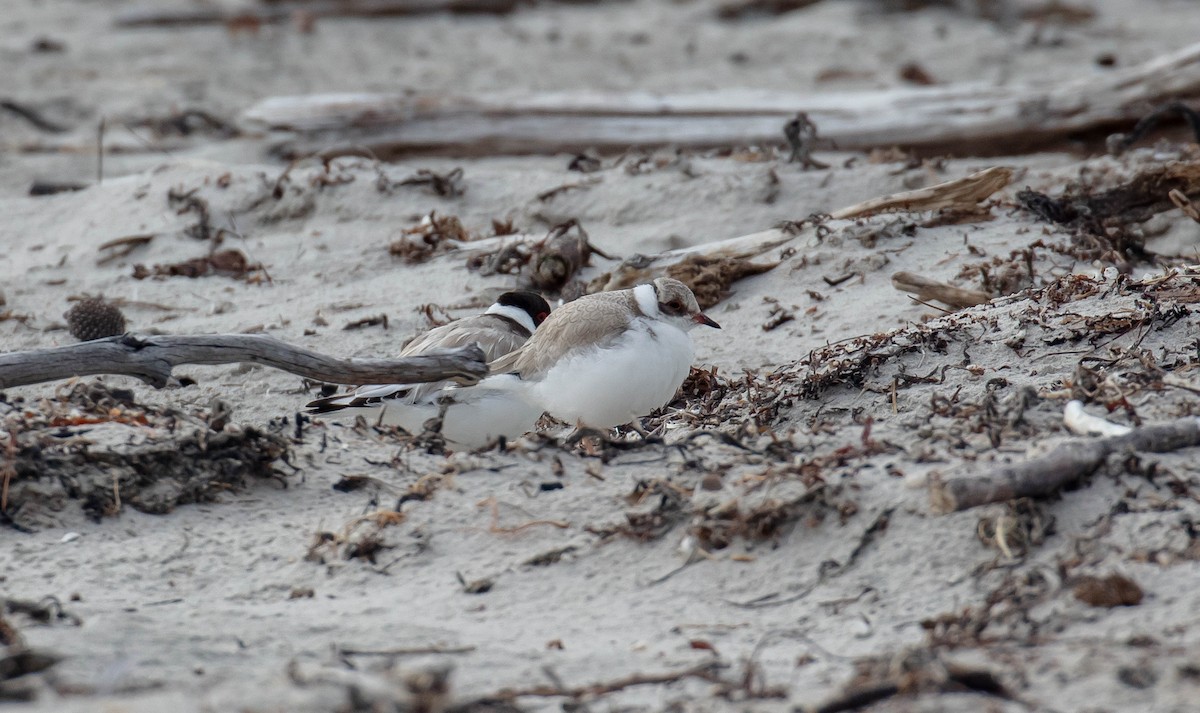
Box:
<box><xmin>0</xmin><ymin>334</ymin><xmax>487</xmax><ymax>389</ymax></box>
<box><xmin>830</xmin><ymin>167</ymin><xmax>1012</xmax><ymax>220</ymax></box>
<box><xmin>891</xmin><ymin>272</ymin><xmax>991</xmax><ymax>309</ymax></box>
<box><xmin>930</xmin><ymin>417</ymin><xmax>1200</xmax><ymax>513</ymax></box>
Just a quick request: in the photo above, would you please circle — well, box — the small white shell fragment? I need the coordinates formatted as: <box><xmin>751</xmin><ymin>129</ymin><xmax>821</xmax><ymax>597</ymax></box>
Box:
<box><xmin>1063</xmin><ymin>400</ymin><xmax>1132</xmax><ymax>437</ymax></box>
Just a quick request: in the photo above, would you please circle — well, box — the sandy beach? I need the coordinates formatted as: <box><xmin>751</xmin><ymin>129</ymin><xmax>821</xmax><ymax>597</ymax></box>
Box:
<box><xmin>3</xmin><ymin>1</ymin><xmax>1200</xmax><ymax>711</ymax></box>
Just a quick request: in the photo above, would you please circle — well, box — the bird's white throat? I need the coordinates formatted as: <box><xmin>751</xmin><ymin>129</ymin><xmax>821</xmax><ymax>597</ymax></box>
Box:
<box><xmin>486</xmin><ymin>303</ymin><xmax>538</xmax><ymax>334</ymax></box>
<box><xmin>633</xmin><ymin>283</ymin><xmax>660</xmax><ymax>318</ymax></box>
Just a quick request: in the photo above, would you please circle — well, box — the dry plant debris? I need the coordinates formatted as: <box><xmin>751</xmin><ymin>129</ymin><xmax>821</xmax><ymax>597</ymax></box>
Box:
<box><xmin>389</xmin><ymin>212</ymin><xmax>472</xmax><ymax>264</ymax></box>
<box><xmin>466</xmin><ymin>219</ymin><xmax>615</xmax><ymax>296</ymax></box>
<box><xmin>1017</xmin><ymin>154</ymin><xmax>1200</xmax><ymax>265</ymax></box>
<box><xmin>891</xmin><ymin>271</ymin><xmax>991</xmax><ymax>309</ymax></box>
<box><xmin>96</xmin><ymin>234</ymin><xmax>155</xmax><ymax>265</ymax></box>
<box><xmin>307</xmin><ymin>509</ymin><xmax>407</xmax><ymax>565</ymax></box>
<box><xmin>167</xmin><ymin>186</ymin><xmax>215</xmax><ymax>241</ymax></box>
<box><xmin>1107</xmin><ymin>101</ymin><xmax>1200</xmax><ymax>155</ymax></box>
<box><xmin>1</xmin><ymin>381</ymin><xmax>289</xmax><ymax>530</ymax></box>
<box><xmin>975</xmin><ymin>498</ymin><xmax>1053</xmax><ymax>560</ymax></box>
<box><xmin>830</xmin><ymin>166</ymin><xmax>1012</xmax><ymax>220</ymax></box>
<box><xmin>0</xmin><ymin>607</ymin><xmax>61</xmax><ymax>702</ymax></box>
<box><xmin>128</xmin><ymin>108</ymin><xmax>240</xmax><ymax>139</ymax></box>
<box><xmin>662</xmin><ymin>254</ymin><xmax>778</xmax><ymax>309</ymax></box>
<box><xmin>398</xmin><ymin>167</ymin><xmax>465</xmax><ymax>197</ymax></box>
<box><xmin>1073</xmin><ymin>573</ymin><xmax>1144</xmax><ymax>607</ymax></box>
<box><xmin>132</xmin><ymin>248</ymin><xmax>266</xmax><ymax>281</ymax></box>
<box><xmin>784</xmin><ymin>112</ymin><xmax>829</xmax><ymax>169</ymax></box>
<box><xmin>527</xmin><ymin>219</ymin><xmax>612</xmax><ymax>293</ymax></box>
<box><xmin>814</xmin><ymin>648</ymin><xmax>1011</xmax><ymax>713</ymax></box>
<box><xmin>716</xmin><ymin>0</ymin><xmax>822</xmax><ymax>19</ymax></box>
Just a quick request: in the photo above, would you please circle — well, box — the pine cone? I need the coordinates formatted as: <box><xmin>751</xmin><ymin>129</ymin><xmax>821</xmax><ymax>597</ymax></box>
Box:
<box><xmin>64</xmin><ymin>297</ymin><xmax>127</xmax><ymax>341</ymax></box>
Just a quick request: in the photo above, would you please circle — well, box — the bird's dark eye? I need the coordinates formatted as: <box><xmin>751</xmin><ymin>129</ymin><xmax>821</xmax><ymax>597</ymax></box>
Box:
<box><xmin>536</xmin><ymin>311</ymin><xmax>550</xmax><ymax>324</ymax></box>
<box><xmin>665</xmin><ymin>299</ymin><xmax>683</xmax><ymax>313</ymax></box>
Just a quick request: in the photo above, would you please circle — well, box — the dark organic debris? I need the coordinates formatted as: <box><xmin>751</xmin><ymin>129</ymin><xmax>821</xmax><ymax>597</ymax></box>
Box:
<box><xmin>1016</xmin><ymin>159</ymin><xmax>1200</xmax><ymax>265</ymax></box>
<box><xmin>0</xmin><ymin>634</ymin><xmax>61</xmax><ymax>702</ymax></box>
<box><xmin>567</xmin><ymin>153</ymin><xmax>602</xmax><ymax>173</ymax></box>
<box><xmin>664</xmin><ymin>254</ymin><xmax>778</xmax><ymax>309</ymax></box>
<box><xmin>528</xmin><ymin>220</ymin><xmax>613</xmax><ymax>293</ymax></box>
<box><xmin>814</xmin><ymin>649</ymin><xmax>1011</xmax><ymax>713</ymax></box>
<box><xmin>975</xmin><ymin>499</ymin><xmax>1053</xmax><ymax>559</ymax></box>
<box><xmin>3</xmin><ymin>598</ymin><xmax>80</xmax><ymax>628</ymax></box>
<box><xmin>716</xmin><ymin>0</ymin><xmax>821</xmax><ymax>19</ymax></box>
<box><xmin>132</xmin><ymin>249</ymin><xmax>266</xmax><ymax>281</ymax></box>
<box><xmin>306</xmin><ymin>509</ymin><xmax>409</xmax><ymax>565</ymax></box>
<box><xmin>467</xmin><ymin>220</ymin><xmax>614</xmax><ymax>294</ymax></box>
<box><xmin>343</xmin><ymin>314</ymin><xmax>389</xmax><ymax>331</ymax></box>
<box><xmin>28</xmin><ymin>181</ymin><xmax>87</xmax><ymax>196</ymax></box>
<box><xmin>129</xmin><ymin>109</ymin><xmax>240</xmax><ymax>139</ymax></box>
<box><xmin>1</xmin><ymin>381</ymin><xmax>289</xmax><ymax>530</ymax></box>
<box><xmin>1073</xmin><ymin>573</ymin><xmax>1144</xmax><ymax>608</ymax></box>
<box><xmin>587</xmin><ymin>479</ymin><xmax>691</xmax><ymax>542</ymax></box>
<box><xmin>898</xmin><ymin>62</ymin><xmax>937</xmax><ymax>85</ymax></box>
<box><xmin>398</xmin><ymin>167</ymin><xmax>465</xmax><ymax>197</ymax></box>
<box><xmin>63</xmin><ymin>296</ymin><xmax>127</xmax><ymax>341</ymax></box>
<box><xmin>784</xmin><ymin>112</ymin><xmax>829</xmax><ymax>169</ymax></box>
<box><xmin>1107</xmin><ymin>101</ymin><xmax>1200</xmax><ymax>156</ymax></box>
<box><xmin>0</xmin><ymin>99</ymin><xmax>69</xmax><ymax>133</ymax></box>
<box><xmin>96</xmin><ymin>234</ymin><xmax>155</xmax><ymax>265</ymax></box>
<box><xmin>458</xmin><ymin>573</ymin><xmax>494</xmax><ymax>594</ymax></box>
<box><xmin>389</xmin><ymin>212</ymin><xmax>472</xmax><ymax>264</ymax></box>
<box><xmin>167</xmin><ymin>186</ymin><xmax>215</xmax><ymax>241</ymax></box>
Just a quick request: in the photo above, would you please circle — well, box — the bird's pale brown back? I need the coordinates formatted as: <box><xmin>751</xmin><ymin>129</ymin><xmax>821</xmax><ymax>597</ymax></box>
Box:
<box><xmin>489</xmin><ymin>289</ymin><xmax>643</xmax><ymax>378</ymax></box>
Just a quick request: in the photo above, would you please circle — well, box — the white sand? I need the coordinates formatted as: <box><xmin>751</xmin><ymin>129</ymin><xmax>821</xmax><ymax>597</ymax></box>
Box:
<box><xmin>3</xmin><ymin>1</ymin><xmax>1200</xmax><ymax>711</ymax></box>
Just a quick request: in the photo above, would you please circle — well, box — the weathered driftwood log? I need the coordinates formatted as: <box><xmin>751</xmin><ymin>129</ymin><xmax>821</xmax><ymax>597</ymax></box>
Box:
<box><xmin>830</xmin><ymin>167</ymin><xmax>1012</xmax><ymax>220</ymax></box>
<box><xmin>0</xmin><ymin>334</ymin><xmax>487</xmax><ymax>390</ymax></box>
<box><xmin>891</xmin><ymin>271</ymin><xmax>991</xmax><ymax>309</ymax></box>
<box><xmin>930</xmin><ymin>417</ymin><xmax>1200</xmax><ymax>513</ymax></box>
<box><xmin>244</xmin><ymin>42</ymin><xmax>1200</xmax><ymax>157</ymax></box>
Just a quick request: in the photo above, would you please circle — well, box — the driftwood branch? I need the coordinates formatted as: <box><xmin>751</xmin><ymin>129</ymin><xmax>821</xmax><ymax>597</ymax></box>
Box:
<box><xmin>891</xmin><ymin>272</ymin><xmax>991</xmax><ymax>309</ymax></box>
<box><xmin>930</xmin><ymin>417</ymin><xmax>1200</xmax><ymax>513</ymax></box>
<box><xmin>244</xmin><ymin>42</ymin><xmax>1200</xmax><ymax>157</ymax></box>
<box><xmin>0</xmin><ymin>334</ymin><xmax>487</xmax><ymax>390</ymax></box>
<box><xmin>830</xmin><ymin>167</ymin><xmax>1012</xmax><ymax>220</ymax></box>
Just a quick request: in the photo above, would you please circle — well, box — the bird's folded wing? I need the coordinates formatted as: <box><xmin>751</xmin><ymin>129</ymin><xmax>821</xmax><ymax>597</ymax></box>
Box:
<box><xmin>489</xmin><ymin>296</ymin><xmax>635</xmax><ymax>378</ymax></box>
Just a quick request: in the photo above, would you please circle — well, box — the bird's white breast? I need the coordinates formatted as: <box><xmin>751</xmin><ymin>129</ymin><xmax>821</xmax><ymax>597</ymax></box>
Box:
<box><xmin>335</xmin><ymin>379</ymin><xmax>542</xmax><ymax>448</ymax></box>
<box><xmin>532</xmin><ymin>317</ymin><xmax>695</xmax><ymax>428</ymax></box>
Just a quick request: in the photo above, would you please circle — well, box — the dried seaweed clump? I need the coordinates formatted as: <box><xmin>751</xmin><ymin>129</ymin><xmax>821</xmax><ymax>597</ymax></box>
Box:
<box><xmin>389</xmin><ymin>212</ymin><xmax>472</xmax><ymax>264</ymax></box>
<box><xmin>643</xmin><ymin>366</ymin><xmax>791</xmax><ymax>436</ymax></box>
<box><xmin>665</xmin><ymin>254</ymin><xmax>778</xmax><ymax>309</ymax></box>
<box><xmin>132</xmin><ymin>248</ymin><xmax>266</xmax><ymax>281</ymax></box>
<box><xmin>1016</xmin><ymin>157</ymin><xmax>1200</xmax><ymax>266</ymax></box>
<box><xmin>1</xmin><ymin>381</ymin><xmax>289</xmax><ymax>530</ymax></box>
<box><xmin>63</xmin><ymin>297</ymin><xmax>126</xmax><ymax>341</ymax></box>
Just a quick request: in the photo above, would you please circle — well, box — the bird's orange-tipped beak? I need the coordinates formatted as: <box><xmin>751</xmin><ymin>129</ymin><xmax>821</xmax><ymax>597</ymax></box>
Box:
<box><xmin>694</xmin><ymin>313</ymin><xmax>721</xmax><ymax>329</ymax></box>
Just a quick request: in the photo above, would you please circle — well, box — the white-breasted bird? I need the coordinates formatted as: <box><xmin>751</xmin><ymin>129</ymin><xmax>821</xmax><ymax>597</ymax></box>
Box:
<box><xmin>305</xmin><ymin>290</ymin><xmax>551</xmax><ymax>444</ymax></box>
<box><xmin>482</xmin><ymin>277</ymin><xmax>720</xmax><ymax>436</ymax></box>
